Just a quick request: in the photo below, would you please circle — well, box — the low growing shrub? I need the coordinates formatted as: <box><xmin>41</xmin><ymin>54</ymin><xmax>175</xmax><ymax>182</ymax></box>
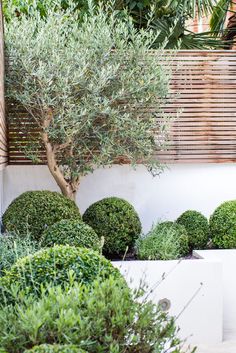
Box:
<box><xmin>177</xmin><ymin>210</ymin><xmax>209</xmax><ymax>250</ymax></box>
<box><xmin>2</xmin><ymin>191</ymin><xmax>81</xmax><ymax>240</ymax></box>
<box><xmin>210</xmin><ymin>200</ymin><xmax>236</xmax><ymax>248</ymax></box>
<box><xmin>41</xmin><ymin>220</ymin><xmax>100</xmax><ymax>251</ymax></box>
<box><xmin>24</xmin><ymin>345</ymin><xmax>86</xmax><ymax>353</ymax></box>
<box><xmin>83</xmin><ymin>197</ymin><xmax>141</xmax><ymax>257</ymax></box>
<box><xmin>0</xmin><ymin>277</ymin><xmax>187</xmax><ymax>353</ymax></box>
<box><xmin>0</xmin><ymin>233</ymin><xmax>39</xmax><ymax>276</ymax></box>
<box><xmin>136</xmin><ymin>221</ymin><xmax>189</xmax><ymax>260</ymax></box>
<box><xmin>0</xmin><ymin>245</ymin><xmax>121</xmax><ymax>301</ymax></box>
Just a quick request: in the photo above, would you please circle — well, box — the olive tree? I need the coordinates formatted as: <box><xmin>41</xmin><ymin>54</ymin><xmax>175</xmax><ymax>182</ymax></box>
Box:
<box><xmin>5</xmin><ymin>3</ymin><xmax>172</xmax><ymax>200</ymax></box>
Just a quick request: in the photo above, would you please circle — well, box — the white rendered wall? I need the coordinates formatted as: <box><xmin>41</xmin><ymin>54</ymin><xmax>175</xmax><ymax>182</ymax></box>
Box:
<box><xmin>113</xmin><ymin>259</ymin><xmax>223</xmax><ymax>345</ymax></box>
<box><xmin>3</xmin><ymin>163</ymin><xmax>236</xmax><ymax>233</ymax></box>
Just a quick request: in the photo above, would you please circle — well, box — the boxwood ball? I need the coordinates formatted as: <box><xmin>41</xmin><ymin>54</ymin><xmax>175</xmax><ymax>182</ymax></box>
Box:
<box><xmin>83</xmin><ymin>197</ymin><xmax>141</xmax><ymax>257</ymax></box>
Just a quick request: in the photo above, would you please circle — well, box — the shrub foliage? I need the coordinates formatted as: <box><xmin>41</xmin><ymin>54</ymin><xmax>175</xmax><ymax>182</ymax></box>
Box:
<box><xmin>24</xmin><ymin>345</ymin><xmax>86</xmax><ymax>353</ymax></box>
<box><xmin>83</xmin><ymin>197</ymin><xmax>141</xmax><ymax>257</ymax></box>
<box><xmin>0</xmin><ymin>245</ymin><xmax>120</xmax><ymax>300</ymax></box>
<box><xmin>0</xmin><ymin>278</ymin><xmax>186</xmax><ymax>353</ymax></box>
<box><xmin>2</xmin><ymin>191</ymin><xmax>81</xmax><ymax>240</ymax></box>
<box><xmin>136</xmin><ymin>221</ymin><xmax>189</xmax><ymax>260</ymax></box>
<box><xmin>0</xmin><ymin>233</ymin><xmax>39</xmax><ymax>276</ymax></box>
<box><xmin>41</xmin><ymin>220</ymin><xmax>100</xmax><ymax>251</ymax></box>
<box><xmin>177</xmin><ymin>210</ymin><xmax>209</xmax><ymax>250</ymax></box>
<box><xmin>210</xmin><ymin>200</ymin><xmax>236</xmax><ymax>248</ymax></box>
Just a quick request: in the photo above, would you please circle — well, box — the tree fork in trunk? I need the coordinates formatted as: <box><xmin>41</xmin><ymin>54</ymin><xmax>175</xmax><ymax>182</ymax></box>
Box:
<box><xmin>41</xmin><ymin>113</ymin><xmax>79</xmax><ymax>201</ymax></box>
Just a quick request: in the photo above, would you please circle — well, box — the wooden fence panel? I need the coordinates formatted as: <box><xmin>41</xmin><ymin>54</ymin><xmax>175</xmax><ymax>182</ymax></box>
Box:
<box><xmin>7</xmin><ymin>50</ymin><xmax>236</xmax><ymax>164</ymax></box>
<box><xmin>161</xmin><ymin>50</ymin><xmax>236</xmax><ymax>163</ymax></box>
<box><xmin>0</xmin><ymin>1</ymin><xmax>7</xmax><ymax>168</ymax></box>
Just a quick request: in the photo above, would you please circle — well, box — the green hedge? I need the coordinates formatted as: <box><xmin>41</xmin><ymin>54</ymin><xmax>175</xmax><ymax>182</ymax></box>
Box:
<box><xmin>210</xmin><ymin>200</ymin><xmax>236</xmax><ymax>248</ymax></box>
<box><xmin>41</xmin><ymin>220</ymin><xmax>100</xmax><ymax>251</ymax></box>
<box><xmin>83</xmin><ymin>197</ymin><xmax>141</xmax><ymax>257</ymax></box>
<box><xmin>0</xmin><ymin>245</ymin><xmax>121</xmax><ymax>300</ymax></box>
<box><xmin>136</xmin><ymin>221</ymin><xmax>189</xmax><ymax>260</ymax></box>
<box><xmin>2</xmin><ymin>191</ymin><xmax>81</xmax><ymax>240</ymax></box>
<box><xmin>24</xmin><ymin>345</ymin><xmax>86</xmax><ymax>353</ymax></box>
<box><xmin>177</xmin><ymin>210</ymin><xmax>209</xmax><ymax>250</ymax></box>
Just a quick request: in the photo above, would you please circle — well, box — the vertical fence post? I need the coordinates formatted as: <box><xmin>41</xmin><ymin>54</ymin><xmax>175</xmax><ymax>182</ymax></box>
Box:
<box><xmin>0</xmin><ymin>0</ymin><xmax>7</xmax><ymax>222</ymax></box>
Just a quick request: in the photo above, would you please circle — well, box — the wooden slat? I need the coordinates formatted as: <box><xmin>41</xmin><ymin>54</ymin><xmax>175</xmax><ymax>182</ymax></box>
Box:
<box><xmin>7</xmin><ymin>50</ymin><xmax>236</xmax><ymax>164</ymax></box>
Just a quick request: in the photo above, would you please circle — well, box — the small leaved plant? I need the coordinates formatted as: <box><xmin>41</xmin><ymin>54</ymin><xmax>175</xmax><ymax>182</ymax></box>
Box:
<box><xmin>177</xmin><ymin>210</ymin><xmax>209</xmax><ymax>250</ymax></box>
<box><xmin>0</xmin><ymin>233</ymin><xmax>39</xmax><ymax>276</ymax></box>
<box><xmin>23</xmin><ymin>345</ymin><xmax>86</xmax><ymax>353</ymax></box>
<box><xmin>136</xmin><ymin>221</ymin><xmax>189</xmax><ymax>260</ymax></box>
<box><xmin>0</xmin><ymin>245</ymin><xmax>121</xmax><ymax>302</ymax></box>
<box><xmin>210</xmin><ymin>200</ymin><xmax>236</xmax><ymax>248</ymax></box>
<box><xmin>2</xmin><ymin>191</ymin><xmax>81</xmax><ymax>240</ymax></box>
<box><xmin>40</xmin><ymin>220</ymin><xmax>101</xmax><ymax>251</ymax></box>
<box><xmin>83</xmin><ymin>197</ymin><xmax>141</xmax><ymax>257</ymax></box>
<box><xmin>0</xmin><ymin>277</ymin><xmax>190</xmax><ymax>353</ymax></box>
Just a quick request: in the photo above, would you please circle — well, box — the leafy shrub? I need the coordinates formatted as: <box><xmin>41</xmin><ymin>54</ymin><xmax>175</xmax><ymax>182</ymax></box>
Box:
<box><xmin>209</xmin><ymin>200</ymin><xmax>236</xmax><ymax>248</ymax></box>
<box><xmin>0</xmin><ymin>278</ymin><xmax>185</xmax><ymax>353</ymax></box>
<box><xmin>176</xmin><ymin>210</ymin><xmax>209</xmax><ymax>250</ymax></box>
<box><xmin>136</xmin><ymin>221</ymin><xmax>189</xmax><ymax>260</ymax></box>
<box><xmin>0</xmin><ymin>233</ymin><xmax>39</xmax><ymax>276</ymax></box>
<box><xmin>41</xmin><ymin>220</ymin><xmax>100</xmax><ymax>251</ymax></box>
<box><xmin>83</xmin><ymin>197</ymin><xmax>141</xmax><ymax>257</ymax></box>
<box><xmin>0</xmin><ymin>245</ymin><xmax>121</xmax><ymax>301</ymax></box>
<box><xmin>24</xmin><ymin>345</ymin><xmax>86</xmax><ymax>353</ymax></box>
<box><xmin>2</xmin><ymin>191</ymin><xmax>81</xmax><ymax>240</ymax></box>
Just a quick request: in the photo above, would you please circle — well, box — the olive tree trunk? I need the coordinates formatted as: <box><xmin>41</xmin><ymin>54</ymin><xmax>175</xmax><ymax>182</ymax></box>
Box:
<box><xmin>41</xmin><ymin>113</ymin><xmax>79</xmax><ymax>201</ymax></box>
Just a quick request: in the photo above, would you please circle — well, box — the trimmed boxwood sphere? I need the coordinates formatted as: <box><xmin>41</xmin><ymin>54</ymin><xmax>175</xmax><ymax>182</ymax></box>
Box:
<box><xmin>41</xmin><ymin>220</ymin><xmax>101</xmax><ymax>251</ymax></box>
<box><xmin>210</xmin><ymin>200</ymin><xmax>236</xmax><ymax>248</ymax></box>
<box><xmin>177</xmin><ymin>210</ymin><xmax>209</xmax><ymax>250</ymax></box>
<box><xmin>83</xmin><ymin>197</ymin><xmax>141</xmax><ymax>257</ymax></box>
<box><xmin>0</xmin><ymin>245</ymin><xmax>121</xmax><ymax>299</ymax></box>
<box><xmin>2</xmin><ymin>191</ymin><xmax>81</xmax><ymax>240</ymax></box>
<box><xmin>24</xmin><ymin>345</ymin><xmax>86</xmax><ymax>353</ymax></box>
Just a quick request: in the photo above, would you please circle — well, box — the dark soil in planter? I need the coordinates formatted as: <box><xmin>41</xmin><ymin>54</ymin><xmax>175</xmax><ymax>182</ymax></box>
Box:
<box><xmin>109</xmin><ymin>252</ymin><xmax>199</xmax><ymax>261</ymax></box>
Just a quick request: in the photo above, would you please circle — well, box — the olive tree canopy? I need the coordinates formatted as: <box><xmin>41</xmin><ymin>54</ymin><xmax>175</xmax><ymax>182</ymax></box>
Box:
<box><xmin>5</xmin><ymin>3</ymin><xmax>172</xmax><ymax>200</ymax></box>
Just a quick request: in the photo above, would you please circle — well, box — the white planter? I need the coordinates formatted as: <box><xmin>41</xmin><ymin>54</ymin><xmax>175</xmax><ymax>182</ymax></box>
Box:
<box><xmin>112</xmin><ymin>258</ymin><xmax>223</xmax><ymax>345</ymax></box>
<box><xmin>194</xmin><ymin>250</ymin><xmax>236</xmax><ymax>342</ymax></box>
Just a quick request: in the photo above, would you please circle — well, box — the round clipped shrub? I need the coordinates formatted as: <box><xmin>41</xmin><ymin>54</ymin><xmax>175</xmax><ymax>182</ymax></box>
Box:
<box><xmin>176</xmin><ymin>210</ymin><xmax>209</xmax><ymax>250</ymax></box>
<box><xmin>0</xmin><ymin>245</ymin><xmax>121</xmax><ymax>299</ymax></box>
<box><xmin>209</xmin><ymin>200</ymin><xmax>236</xmax><ymax>248</ymax></box>
<box><xmin>2</xmin><ymin>191</ymin><xmax>81</xmax><ymax>240</ymax></box>
<box><xmin>136</xmin><ymin>221</ymin><xmax>189</xmax><ymax>260</ymax></box>
<box><xmin>24</xmin><ymin>345</ymin><xmax>86</xmax><ymax>353</ymax></box>
<box><xmin>41</xmin><ymin>220</ymin><xmax>100</xmax><ymax>251</ymax></box>
<box><xmin>82</xmin><ymin>197</ymin><xmax>141</xmax><ymax>257</ymax></box>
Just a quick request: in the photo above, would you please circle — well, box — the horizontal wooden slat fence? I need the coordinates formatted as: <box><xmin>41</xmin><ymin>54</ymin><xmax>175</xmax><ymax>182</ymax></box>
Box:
<box><xmin>161</xmin><ymin>50</ymin><xmax>236</xmax><ymax>163</ymax></box>
<box><xmin>7</xmin><ymin>50</ymin><xmax>236</xmax><ymax>164</ymax></box>
<box><xmin>0</xmin><ymin>1</ymin><xmax>7</xmax><ymax>168</ymax></box>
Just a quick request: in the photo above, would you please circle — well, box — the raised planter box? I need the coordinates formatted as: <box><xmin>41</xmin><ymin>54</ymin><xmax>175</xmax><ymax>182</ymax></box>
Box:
<box><xmin>113</xmin><ymin>258</ymin><xmax>223</xmax><ymax>345</ymax></box>
<box><xmin>194</xmin><ymin>249</ymin><xmax>236</xmax><ymax>342</ymax></box>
